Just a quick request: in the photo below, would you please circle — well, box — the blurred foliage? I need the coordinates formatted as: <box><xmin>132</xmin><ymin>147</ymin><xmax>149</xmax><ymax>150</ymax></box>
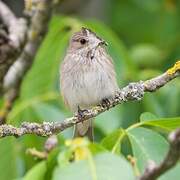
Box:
<box><xmin>0</xmin><ymin>0</ymin><xmax>180</xmax><ymax>179</ymax></box>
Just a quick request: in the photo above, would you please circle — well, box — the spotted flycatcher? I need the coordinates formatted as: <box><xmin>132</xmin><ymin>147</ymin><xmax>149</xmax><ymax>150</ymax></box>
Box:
<box><xmin>60</xmin><ymin>27</ymin><xmax>118</xmax><ymax>140</ymax></box>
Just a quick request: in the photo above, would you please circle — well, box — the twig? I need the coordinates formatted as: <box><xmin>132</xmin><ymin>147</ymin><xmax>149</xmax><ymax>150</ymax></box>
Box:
<box><xmin>0</xmin><ymin>0</ymin><xmax>27</xmax><ymax>93</ymax></box>
<box><xmin>0</xmin><ymin>0</ymin><xmax>53</xmax><ymax>124</ymax></box>
<box><xmin>26</xmin><ymin>148</ymin><xmax>48</xmax><ymax>159</ymax></box>
<box><xmin>0</xmin><ymin>61</ymin><xmax>179</xmax><ymax>137</ymax></box>
<box><xmin>139</xmin><ymin>128</ymin><xmax>180</xmax><ymax>180</ymax></box>
<box><xmin>26</xmin><ymin>135</ymin><xmax>58</xmax><ymax>159</ymax></box>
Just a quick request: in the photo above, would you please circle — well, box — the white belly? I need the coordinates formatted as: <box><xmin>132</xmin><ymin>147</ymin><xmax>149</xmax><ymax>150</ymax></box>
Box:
<box><xmin>62</xmin><ymin>64</ymin><xmax>117</xmax><ymax>112</ymax></box>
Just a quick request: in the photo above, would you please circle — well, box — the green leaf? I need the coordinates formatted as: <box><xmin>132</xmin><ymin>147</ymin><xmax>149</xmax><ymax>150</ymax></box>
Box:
<box><xmin>127</xmin><ymin>127</ymin><xmax>169</xmax><ymax>173</ymax></box>
<box><xmin>21</xmin><ymin>16</ymin><xmax>71</xmax><ymax>99</ymax></box>
<box><xmin>101</xmin><ymin>129</ymin><xmax>126</xmax><ymax>154</ymax></box>
<box><xmin>8</xmin><ymin>92</ymin><xmax>59</xmax><ymax>124</ymax></box>
<box><xmin>88</xmin><ymin>143</ymin><xmax>107</xmax><ymax>155</ymax></box>
<box><xmin>0</xmin><ymin>138</ymin><xmax>17</xmax><ymax>180</ymax></box>
<box><xmin>32</xmin><ymin>102</ymin><xmax>66</xmax><ymax>122</ymax></box>
<box><xmin>24</xmin><ymin>161</ymin><xmax>46</xmax><ymax>180</ymax></box>
<box><xmin>95</xmin><ymin>107</ymin><xmax>122</xmax><ymax>134</ymax></box>
<box><xmin>53</xmin><ymin>153</ymin><xmax>135</xmax><ymax>180</ymax></box>
<box><xmin>57</xmin><ymin>149</ymin><xmax>73</xmax><ymax>168</ymax></box>
<box><xmin>140</xmin><ymin>112</ymin><xmax>158</xmax><ymax>122</ymax></box>
<box><xmin>141</xmin><ymin>117</ymin><xmax>180</xmax><ymax>131</ymax></box>
<box><xmin>45</xmin><ymin>148</ymin><xmax>60</xmax><ymax>180</ymax></box>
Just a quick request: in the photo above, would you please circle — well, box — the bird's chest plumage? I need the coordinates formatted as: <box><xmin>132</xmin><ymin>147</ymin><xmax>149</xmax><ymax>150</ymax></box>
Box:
<box><xmin>61</xmin><ymin>53</ymin><xmax>117</xmax><ymax>112</ymax></box>
<box><xmin>69</xmin><ymin>61</ymin><xmax>106</xmax><ymax>108</ymax></box>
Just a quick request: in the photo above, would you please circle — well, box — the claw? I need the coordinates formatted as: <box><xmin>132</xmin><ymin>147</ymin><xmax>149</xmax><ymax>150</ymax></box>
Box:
<box><xmin>101</xmin><ymin>98</ymin><xmax>111</xmax><ymax>110</ymax></box>
<box><xmin>77</xmin><ymin>106</ymin><xmax>88</xmax><ymax>119</ymax></box>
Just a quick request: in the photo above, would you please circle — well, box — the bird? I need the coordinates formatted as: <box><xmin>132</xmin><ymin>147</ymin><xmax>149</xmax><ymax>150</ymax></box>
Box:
<box><xmin>60</xmin><ymin>27</ymin><xmax>118</xmax><ymax>141</ymax></box>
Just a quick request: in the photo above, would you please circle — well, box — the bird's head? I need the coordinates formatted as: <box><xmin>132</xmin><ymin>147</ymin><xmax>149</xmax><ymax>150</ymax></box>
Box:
<box><xmin>68</xmin><ymin>27</ymin><xmax>107</xmax><ymax>56</ymax></box>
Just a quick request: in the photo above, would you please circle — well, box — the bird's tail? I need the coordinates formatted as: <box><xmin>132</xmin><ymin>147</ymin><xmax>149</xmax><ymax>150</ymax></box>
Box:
<box><xmin>74</xmin><ymin>119</ymin><xmax>94</xmax><ymax>141</ymax></box>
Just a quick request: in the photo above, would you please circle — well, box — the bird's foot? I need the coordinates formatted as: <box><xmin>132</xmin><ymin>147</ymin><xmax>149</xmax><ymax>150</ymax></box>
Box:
<box><xmin>77</xmin><ymin>106</ymin><xmax>88</xmax><ymax>119</ymax></box>
<box><xmin>101</xmin><ymin>98</ymin><xmax>111</xmax><ymax>110</ymax></box>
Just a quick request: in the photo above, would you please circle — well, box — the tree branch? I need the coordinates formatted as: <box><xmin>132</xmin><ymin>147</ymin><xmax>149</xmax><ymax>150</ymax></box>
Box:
<box><xmin>0</xmin><ymin>0</ymin><xmax>27</xmax><ymax>93</ymax></box>
<box><xmin>0</xmin><ymin>0</ymin><xmax>53</xmax><ymax>124</ymax></box>
<box><xmin>139</xmin><ymin>128</ymin><xmax>180</xmax><ymax>180</ymax></box>
<box><xmin>0</xmin><ymin>61</ymin><xmax>179</xmax><ymax>137</ymax></box>
<box><xmin>0</xmin><ymin>0</ymin><xmax>27</xmax><ymax>48</ymax></box>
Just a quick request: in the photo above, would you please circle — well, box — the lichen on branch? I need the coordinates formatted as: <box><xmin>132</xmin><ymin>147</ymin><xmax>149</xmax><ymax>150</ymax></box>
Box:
<box><xmin>0</xmin><ymin>61</ymin><xmax>179</xmax><ymax>138</ymax></box>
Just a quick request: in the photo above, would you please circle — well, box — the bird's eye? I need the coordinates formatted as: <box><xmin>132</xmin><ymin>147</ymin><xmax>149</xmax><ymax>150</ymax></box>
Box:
<box><xmin>80</xmin><ymin>38</ymin><xmax>87</xmax><ymax>45</ymax></box>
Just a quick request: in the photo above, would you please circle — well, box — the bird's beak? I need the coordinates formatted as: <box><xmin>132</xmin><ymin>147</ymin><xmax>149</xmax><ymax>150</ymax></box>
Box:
<box><xmin>98</xmin><ymin>40</ymin><xmax>108</xmax><ymax>46</ymax></box>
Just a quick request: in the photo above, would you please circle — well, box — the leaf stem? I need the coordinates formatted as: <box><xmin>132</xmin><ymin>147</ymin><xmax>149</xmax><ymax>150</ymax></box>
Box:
<box><xmin>87</xmin><ymin>149</ymin><xmax>98</xmax><ymax>180</ymax></box>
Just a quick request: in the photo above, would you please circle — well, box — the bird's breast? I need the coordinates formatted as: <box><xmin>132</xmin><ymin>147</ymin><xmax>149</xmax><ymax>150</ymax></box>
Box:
<box><xmin>61</xmin><ymin>54</ymin><xmax>118</xmax><ymax>111</ymax></box>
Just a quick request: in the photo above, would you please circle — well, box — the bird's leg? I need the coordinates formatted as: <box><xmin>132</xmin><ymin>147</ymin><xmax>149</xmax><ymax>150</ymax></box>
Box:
<box><xmin>77</xmin><ymin>105</ymin><xmax>88</xmax><ymax>119</ymax></box>
<box><xmin>101</xmin><ymin>98</ymin><xmax>111</xmax><ymax>110</ymax></box>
